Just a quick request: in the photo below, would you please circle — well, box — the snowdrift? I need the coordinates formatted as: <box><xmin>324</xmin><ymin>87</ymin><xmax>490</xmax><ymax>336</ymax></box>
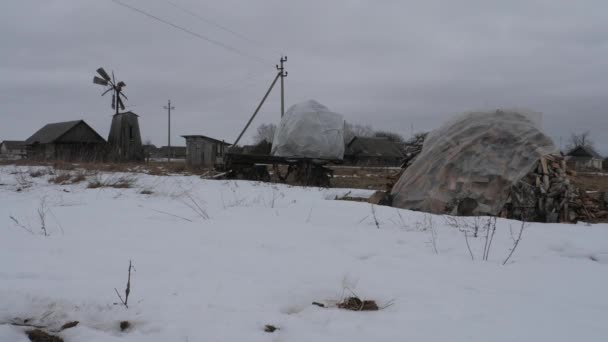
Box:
<box><xmin>391</xmin><ymin>110</ymin><xmax>557</xmax><ymax>216</ymax></box>
<box><xmin>271</xmin><ymin>100</ymin><xmax>345</xmax><ymax>160</ymax></box>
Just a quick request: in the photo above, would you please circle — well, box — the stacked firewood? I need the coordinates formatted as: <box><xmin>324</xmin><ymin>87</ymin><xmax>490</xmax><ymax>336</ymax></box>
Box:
<box><xmin>505</xmin><ymin>154</ymin><xmax>608</xmax><ymax>223</ymax></box>
<box><xmin>400</xmin><ymin>133</ymin><xmax>427</xmax><ymax>168</ymax></box>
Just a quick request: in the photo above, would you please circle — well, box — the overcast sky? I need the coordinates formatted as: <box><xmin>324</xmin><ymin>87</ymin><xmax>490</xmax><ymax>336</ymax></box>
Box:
<box><xmin>2</xmin><ymin>0</ymin><xmax>607</xmax><ymax>153</ymax></box>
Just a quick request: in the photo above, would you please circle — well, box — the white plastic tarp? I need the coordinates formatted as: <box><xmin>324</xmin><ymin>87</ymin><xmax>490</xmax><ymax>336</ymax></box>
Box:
<box><xmin>391</xmin><ymin>110</ymin><xmax>557</xmax><ymax>216</ymax></box>
<box><xmin>271</xmin><ymin>100</ymin><xmax>345</xmax><ymax>160</ymax></box>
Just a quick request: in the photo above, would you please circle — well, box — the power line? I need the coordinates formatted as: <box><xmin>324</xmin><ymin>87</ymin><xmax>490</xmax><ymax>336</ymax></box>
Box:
<box><xmin>162</xmin><ymin>0</ymin><xmax>282</xmax><ymax>56</ymax></box>
<box><xmin>110</xmin><ymin>0</ymin><xmax>272</xmax><ymax>66</ymax></box>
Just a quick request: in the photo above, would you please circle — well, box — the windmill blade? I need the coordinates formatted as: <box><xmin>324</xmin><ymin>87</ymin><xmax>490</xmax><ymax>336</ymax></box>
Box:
<box><xmin>117</xmin><ymin>96</ymin><xmax>125</xmax><ymax>110</ymax></box>
<box><xmin>112</xmin><ymin>71</ymin><xmax>115</xmax><ymax>85</ymax></box>
<box><xmin>93</xmin><ymin>76</ymin><xmax>109</xmax><ymax>86</ymax></box>
<box><xmin>96</xmin><ymin>68</ymin><xmax>111</xmax><ymax>82</ymax></box>
<box><xmin>119</xmin><ymin>92</ymin><xmax>128</xmax><ymax>100</ymax></box>
<box><xmin>111</xmin><ymin>94</ymin><xmax>116</xmax><ymax>109</ymax></box>
<box><xmin>101</xmin><ymin>87</ymin><xmax>113</xmax><ymax>96</ymax></box>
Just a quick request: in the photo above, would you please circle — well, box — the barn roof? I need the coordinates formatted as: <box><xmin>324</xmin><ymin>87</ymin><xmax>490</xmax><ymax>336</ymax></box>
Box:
<box><xmin>26</xmin><ymin>120</ymin><xmax>105</xmax><ymax>144</ymax></box>
<box><xmin>346</xmin><ymin>137</ymin><xmax>404</xmax><ymax>158</ymax></box>
<box><xmin>181</xmin><ymin>135</ymin><xmax>231</xmax><ymax>145</ymax></box>
<box><xmin>566</xmin><ymin>145</ymin><xmax>602</xmax><ymax>159</ymax></box>
<box><xmin>0</xmin><ymin>140</ymin><xmax>26</xmax><ymax>149</ymax></box>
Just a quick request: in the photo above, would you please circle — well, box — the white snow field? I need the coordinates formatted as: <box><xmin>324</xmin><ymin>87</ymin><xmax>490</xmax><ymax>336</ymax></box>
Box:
<box><xmin>1</xmin><ymin>165</ymin><xmax>607</xmax><ymax>342</ymax></box>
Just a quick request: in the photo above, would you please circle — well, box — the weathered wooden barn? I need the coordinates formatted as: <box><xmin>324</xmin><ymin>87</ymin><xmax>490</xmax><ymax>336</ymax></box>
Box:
<box><xmin>182</xmin><ymin>135</ymin><xmax>230</xmax><ymax>168</ymax></box>
<box><xmin>25</xmin><ymin>120</ymin><xmax>106</xmax><ymax>161</ymax></box>
<box><xmin>107</xmin><ymin>111</ymin><xmax>144</xmax><ymax>162</ymax></box>
<box><xmin>566</xmin><ymin>146</ymin><xmax>603</xmax><ymax>171</ymax></box>
<box><xmin>344</xmin><ymin>136</ymin><xmax>404</xmax><ymax>166</ymax></box>
<box><xmin>0</xmin><ymin>140</ymin><xmax>27</xmax><ymax>159</ymax></box>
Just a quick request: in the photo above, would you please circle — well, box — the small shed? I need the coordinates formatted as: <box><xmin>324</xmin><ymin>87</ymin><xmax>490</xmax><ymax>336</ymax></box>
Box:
<box><xmin>25</xmin><ymin>120</ymin><xmax>106</xmax><ymax>161</ymax></box>
<box><xmin>566</xmin><ymin>146</ymin><xmax>603</xmax><ymax>171</ymax></box>
<box><xmin>182</xmin><ymin>135</ymin><xmax>230</xmax><ymax>168</ymax></box>
<box><xmin>0</xmin><ymin>140</ymin><xmax>27</xmax><ymax>159</ymax></box>
<box><xmin>344</xmin><ymin>137</ymin><xmax>404</xmax><ymax>166</ymax></box>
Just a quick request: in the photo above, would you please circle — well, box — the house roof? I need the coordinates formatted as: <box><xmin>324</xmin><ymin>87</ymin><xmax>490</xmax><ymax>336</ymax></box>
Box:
<box><xmin>181</xmin><ymin>135</ymin><xmax>231</xmax><ymax>145</ymax></box>
<box><xmin>566</xmin><ymin>145</ymin><xmax>602</xmax><ymax>159</ymax></box>
<box><xmin>0</xmin><ymin>140</ymin><xmax>26</xmax><ymax>149</ymax></box>
<box><xmin>26</xmin><ymin>120</ymin><xmax>105</xmax><ymax>144</ymax></box>
<box><xmin>346</xmin><ymin>137</ymin><xmax>404</xmax><ymax>158</ymax></box>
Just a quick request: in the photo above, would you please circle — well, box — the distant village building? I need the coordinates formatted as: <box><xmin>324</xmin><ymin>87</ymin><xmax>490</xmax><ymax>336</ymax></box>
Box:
<box><xmin>0</xmin><ymin>140</ymin><xmax>27</xmax><ymax>159</ymax></box>
<box><xmin>158</xmin><ymin>146</ymin><xmax>187</xmax><ymax>159</ymax></box>
<box><xmin>25</xmin><ymin>120</ymin><xmax>106</xmax><ymax>161</ymax></box>
<box><xmin>566</xmin><ymin>146</ymin><xmax>603</xmax><ymax>171</ymax></box>
<box><xmin>344</xmin><ymin>136</ymin><xmax>404</xmax><ymax>166</ymax></box>
<box><xmin>107</xmin><ymin>111</ymin><xmax>144</xmax><ymax>162</ymax></box>
<box><xmin>182</xmin><ymin>135</ymin><xmax>230</xmax><ymax>168</ymax></box>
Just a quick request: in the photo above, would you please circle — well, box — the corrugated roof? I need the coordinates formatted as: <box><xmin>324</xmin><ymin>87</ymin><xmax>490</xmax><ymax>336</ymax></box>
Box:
<box><xmin>346</xmin><ymin>137</ymin><xmax>404</xmax><ymax>158</ymax></box>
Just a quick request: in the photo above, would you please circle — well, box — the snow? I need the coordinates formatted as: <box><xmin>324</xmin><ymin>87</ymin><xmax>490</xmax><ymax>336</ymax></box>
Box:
<box><xmin>1</xmin><ymin>165</ymin><xmax>607</xmax><ymax>341</ymax></box>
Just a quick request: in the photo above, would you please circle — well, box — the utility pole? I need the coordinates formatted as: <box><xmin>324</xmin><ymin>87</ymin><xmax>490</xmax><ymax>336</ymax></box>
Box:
<box><xmin>276</xmin><ymin>56</ymin><xmax>288</xmax><ymax>117</ymax></box>
<box><xmin>164</xmin><ymin>100</ymin><xmax>175</xmax><ymax>162</ymax></box>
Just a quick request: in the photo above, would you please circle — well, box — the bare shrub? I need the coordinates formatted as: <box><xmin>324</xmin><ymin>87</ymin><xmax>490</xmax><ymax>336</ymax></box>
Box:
<box><xmin>88</xmin><ymin>174</ymin><xmax>136</xmax><ymax>189</ymax></box>
<box><xmin>114</xmin><ymin>260</ymin><xmax>134</xmax><ymax>309</ymax></box>
<box><xmin>180</xmin><ymin>193</ymin><xmax>210</xmax><ymax>219</ymax></box>
<box><xmin>370</xmin><ymin>204</ymin><xmax>380</xmax><ymax>229</ymax></box>
<box><xmin>49</xmin><ymin>172</ymin><xmax>72</xmax><ymax>184</ymax></box>
<box><xmin>503</xmin><ymin>219</ymin><xmax>528</xmax><ymax>265</ymax></box>
<box><xmin>28</xmin><ymin>168</ymin><xmax>48</xmax><ymax>178</ymax></box>
<box><xmin>423</xmin><ymin>214</ymin><xmax>438</xmax><ymax>254</ymax></box>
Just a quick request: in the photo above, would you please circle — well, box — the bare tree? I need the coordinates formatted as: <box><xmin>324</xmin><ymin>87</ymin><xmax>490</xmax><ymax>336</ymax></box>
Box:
<box><xmin>566</xmin><ymin>131</ymin><xmax>595</xmax><ymax>152</ymax></box>
<box><xmin>253</xmin><ymin>123</ymin><xmax>277</xmax><ymax>144</ymax></box>
<box><xmin>343</xmin><ymin>121</ymin><xmax>374</xmax><ymax>143</ymax></box>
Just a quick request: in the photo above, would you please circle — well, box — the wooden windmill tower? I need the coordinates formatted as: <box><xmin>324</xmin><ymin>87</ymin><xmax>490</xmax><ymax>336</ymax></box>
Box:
<box><xmin>93</xmin><ymin>67</ymin><xmax>144</xmax><ymax>162</ymax></box>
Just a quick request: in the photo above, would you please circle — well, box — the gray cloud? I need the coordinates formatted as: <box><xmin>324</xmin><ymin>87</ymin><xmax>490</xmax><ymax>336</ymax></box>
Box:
<box><xmin>2</xmin><ymin>0</ymin><xmax>607</xmax><ymax>153</ymax></box>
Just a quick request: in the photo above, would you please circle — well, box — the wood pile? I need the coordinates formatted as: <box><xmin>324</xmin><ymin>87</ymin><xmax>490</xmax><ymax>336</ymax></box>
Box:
<box><xmin>394</xmin><ymin>130</ymin><xmax>607</xmax><ymax>223</ymax></box>
<box><xmin>400</xmin><ymin>133</ymin><xmax>426</xmax><ymax>168</ymax></box>
<box><xmin>504</xmin><ymin>154</ymin><xmax>608</xmax><ymax>223</ymax></box>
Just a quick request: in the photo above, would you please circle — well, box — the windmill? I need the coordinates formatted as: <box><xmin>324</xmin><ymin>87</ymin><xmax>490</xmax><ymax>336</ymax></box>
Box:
<box><xmin>93</xmin><ymin>67</ymin><xmax>144</xmax><ymax>162</ymax></box>
<box><xmin>93</xmin><ymin>67</ymin><xmax>128</xmax><ymax>115</ymax></box>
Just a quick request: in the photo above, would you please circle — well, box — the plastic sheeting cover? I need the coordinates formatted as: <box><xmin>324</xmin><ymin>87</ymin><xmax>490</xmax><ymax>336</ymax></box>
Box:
<box><xmin>271</xmin><ymin>100</ymin><xmax>345</xmax><ymax>160</ymax></box>
<box><xmin>391</xmin><ymin>110</ymin><xmax>557</xmax><ymax>216</ymax></box>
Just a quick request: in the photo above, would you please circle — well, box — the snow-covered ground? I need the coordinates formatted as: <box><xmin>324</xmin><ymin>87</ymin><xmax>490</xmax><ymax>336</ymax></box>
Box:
<box><xmin>1</xmin><ymin>165</ymin><xmax>607</xmax><ymax>342</ymax></box>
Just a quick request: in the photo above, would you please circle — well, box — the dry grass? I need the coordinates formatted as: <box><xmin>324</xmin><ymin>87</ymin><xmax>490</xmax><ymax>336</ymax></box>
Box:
<box><xmin>87</xmin><ymin>175</ymin><xmax>136</xmax><ymax>189</ymax></box>
<box><xmin>48</xmin><ymin>173</ymin><xmax>72</xmax><ymax>184</ymax></box>
<box><xmin>337</xmin><ymin>297</ymin><xmax>379</xmax><ymax>311</ymax></box>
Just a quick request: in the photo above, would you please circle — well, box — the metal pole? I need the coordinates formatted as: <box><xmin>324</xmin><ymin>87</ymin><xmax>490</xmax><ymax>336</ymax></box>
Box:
<box><xmin>233</xmin><ymin>71</ymin><xmax>282</xmax><ymax>147</ymax></box>
<box><xmin>164</xmin><ymin>100</ymin><xmax>175</xmax><ymax>162</ymax></box>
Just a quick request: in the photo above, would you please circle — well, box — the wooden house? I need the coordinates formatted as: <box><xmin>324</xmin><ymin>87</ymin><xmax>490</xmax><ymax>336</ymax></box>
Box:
<box><xmin>566</xmin><ymin>146</ymin><xmax>603</xmax><ymax>171</ymax></box>
<box><xmin>344</xmin><ymin>136</ymin><xmax>404</xmax><ymax>166</ymax></box>
<box><xmin>182</xmin><ymin>135</ymin><xmax>230</xmax><ymax>168</ymax></box>
<box><xmin>25</xmin><ymin>120</ymin><xmax>106</xmax><ymax>161</ymax></box>
<box><xmin>0</xmin><ymin>140</ymin><xmax>27</xmax><ymax>159</ymax></box>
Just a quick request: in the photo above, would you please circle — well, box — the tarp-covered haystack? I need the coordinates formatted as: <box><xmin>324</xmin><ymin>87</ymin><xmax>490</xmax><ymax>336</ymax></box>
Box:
<box><xmin>272</xmin><ymin>100</ymin><xmax>345</xmax><ymax>160</ymax></box>
<box><xmin>391</xmin><ymin>110</ymin><xmax>558</xmax><ymax>220</ymax></box>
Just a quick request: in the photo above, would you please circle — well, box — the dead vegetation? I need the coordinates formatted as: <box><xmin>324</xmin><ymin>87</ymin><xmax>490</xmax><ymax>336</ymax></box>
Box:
<box><xmin>88</xmin><ymin>174</ymin><xmax>136</xmax><ymax>189</ymax></box>
<box><xmin>114</xmin><ymin>260</ymin><xmax>134</xmax><ymax>309</ymax></box>
<box><xmin>337</xmin><ymin>297</ymin><xmax>379</xmax><ymax>311</ymax></box>
<box><xmin>26</xmin><ymin>329</ymin><xmax>63</xmax><ymax>342</ymax></box>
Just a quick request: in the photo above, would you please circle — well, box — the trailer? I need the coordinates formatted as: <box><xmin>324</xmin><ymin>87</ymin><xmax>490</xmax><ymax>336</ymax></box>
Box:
<box><xmin>218</xmin><ymin>152</ymin><xmax>337</xmax><ymax>187</ymax></box>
